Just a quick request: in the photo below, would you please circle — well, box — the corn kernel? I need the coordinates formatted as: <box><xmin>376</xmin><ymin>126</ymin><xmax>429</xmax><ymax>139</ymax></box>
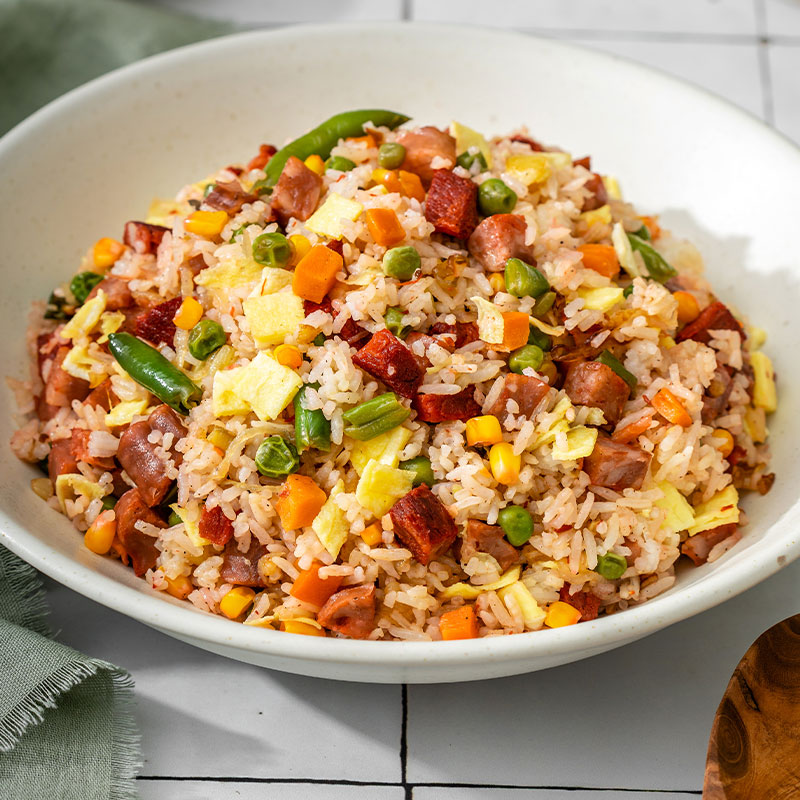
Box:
<box><xmin>220</xmin><ymin>586</ymin><xmax>256</xmax><ymax>619</ymax></box>
<box><xmin>281</xmin><ymin>619</ymin><xmax>326</xmax><ymax>636</ymax></box>
<box><xmin>289</xmin><ymin>234</ymin><xmax>312</xmax><ymax>266</ymax></box>
<box><xmin>84</xmin><ymin>510</ymin><xmax>117</xmax><ymax>555</ymax></box>
<box><xmin>544</xmin><ymin>601</ymin><xmax>582</xmax><ymax>628</ymax></box>
<box><xmin>207</xmin><ymin>426</ymin><xmax>233</xmax><ymax>450</ymax></box>
<box><xmin>92</xmin><ymin>237</ymin><xmax>126</xmax><ymax>268</ymax></box>
<box><xmin>371</xmin><ymin>168</ymin><xmax>402</xmax><ymax>194</ymax></box>
<box><xmin>361</xmin><ymin>522</ymin><xmax>383</xmax><ymax>547</ymax></box>
<box><xmin>488</xmin><ymin>442</ymin><xmax>521</xmax><ymax>485</ymax></box>
<box><xmin>674</xmin><ymin>291</ymin><xmax>700</xmax><ymax>325</ymax></box>
<box><xmin>304</xmin><ymin>154</ymin><xmax>326</xmax><ymax>175</ymax></box>
<box><xmin>165</xmin><ymin>574</ymin><xmax>193</xmax><ymax>600</ymax></box>
<box><xmin>173</xmin><ymin>296</ymin><xmax>203</xmax><ymax>330</ymax></box>
<box><xmin>466</xmin><ymin>415</ymin><xmax>503</xmax><ymax>447</ymax></box>
<box><xmin>488</xmin><ymin>273</ymin><xmax>506</xmax><ymax>294</ymax></box>
<box><xmin>274</xmin><ymin>344</ymin><xmax>303</xmax><ymax>369</ymax></box>
<box><xmin>185</xmin><ymin>210</ymin><xmax>228</xmax><ymax>237</ymax></box>
<box><xmin>710</xmin><ymin>429</ymin><xmax>735</xmax><ymax>458</ymax></box>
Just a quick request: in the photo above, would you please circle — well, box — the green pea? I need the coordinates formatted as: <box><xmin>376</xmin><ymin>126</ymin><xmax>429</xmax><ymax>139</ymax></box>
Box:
<box><xmin>497</xmin><ymin>506</ymin><xmax>534</xmax><ymax>547</ymax></box>
<box><xmin>382</xmin><ymin>245</ymin><xmax>420</xmax><ymax>280</ymax></box>
<box><xmin>527</xmin><ymin>325</ymin><xmax>551</xmax><ymax>352</ymax></box>
<box><xmin>595</xmin><ymin>552</ymin><xmax>628</xmax><ymax>580</ymax></box>
<box><xmin>325</xmin><ymin>155</ymin><xmax>356</xmax><ymax>172</ymax></box>
<box><xmin>504</xmin><ymin>258</ymin><xmax>550</xmax><ymax>299</ymax></box>
<box><xmin>456</xmin><ymin>150</ymin><xmax>488</xmax><ymax>171</ymax></box>
<box><xmin>378</xmin><ymin>142</ymin><xmax>406</xmax><ymax>169</ymax></box>
<box><xmin>399</xmin><ymin>456</ymin><xmax>435</xmax><ymax>488</ymax></box>
<box><xmin>167</xmin><ymin>510</ymin><xmax>182</xmax><ymax>526</ymax></box>
<box><xmin>623</xmin><ymin>283</ymin><xmax>635</xmax><ymax>298</ymax></box>
<box><xmin>384</xmin><ymin>307</ymin><xmax>409</xmax><ymax>339</ymax></box>
<box><xmin>70</xmin><ymin>272</ymin><xmax>104</xmax><ymax>304</ymax></box>
<box><xmin>252</xmin><ymin>232</ymin><xmax>291</xmax><ymax>268</ymax></box>
<box><xmin>255</xmin><ymin>436</ymin><xmax>300</xmax><ymax>478</ymax></box>
<box><xmin>188</xmin><ymin>319</ymin><xmax>226</xmax><ymax>361</ymax></box>
<box><xmin>478</xmin><ymin>178</ymin><xmax>517</xmax><ymax>216</ymax></box>
<box><xmin>509</xmin><ymin>344</ymin><xmax>544</xmax><ymax>374</ymax></box>
<box><xmin>531</xmin><ymin>289</ymin><xmax>556</xmax><ymax>318</ymax></box>
<box><xmin>312</xmin><ymin>333</ymin><xmax>326</xmax><ymax>346</ymax></box>
<box><xmin>101</xmin><ymin>495</ymin><xmax>118</xmax><ymax>511</ymax></box>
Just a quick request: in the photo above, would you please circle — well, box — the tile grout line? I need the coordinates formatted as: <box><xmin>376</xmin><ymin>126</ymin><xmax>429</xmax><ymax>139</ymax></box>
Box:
<box><xmin>754</xmin><ymin>0</ymin><xmax>776</xmax><ymax>124</ymax></box>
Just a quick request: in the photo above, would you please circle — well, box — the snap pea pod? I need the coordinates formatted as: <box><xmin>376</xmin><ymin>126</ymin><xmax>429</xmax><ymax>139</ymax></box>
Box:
<box><xmin>107</xmin><ymin>332</ymin><xmax>202</xmax><ymax>415</ymax></box>
<box><xmin>294</xmin><ymin>383</ymin><xmax>331</xmax><ymax>452</ymax></box>
<box><xmin>255</xmin><ymin>109</ymin><xmax>410</xmax><ymax>192</ymax></box>
<box><xmin>627</xmin><ymin>233</ymin><xmax>677</xmax><ymax>283</ymax></box>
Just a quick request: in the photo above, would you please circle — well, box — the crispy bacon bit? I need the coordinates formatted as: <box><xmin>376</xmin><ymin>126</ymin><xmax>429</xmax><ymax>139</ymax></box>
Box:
<box><xmin>677</xmin><ymin>300</ymin><xmax>745</xmax><ymax>345</ymax></box>
<box><xmin>582</xmin><ymin>173</ymin><xmax>609</xmax><ymax>212</ymax></box>
<box><xmin>559</xmin><ymin>587</ymin><xmax>601</xmax><ymax>621</ymax></box>
<box><xmin>428</xmin><ymin>321</ymin><xmax>479</xmax><ymax>349</ymax></box>
<box><xmin>424</xmin><ymin>169</ymin><xmax>478</xmax><ymax>240</ymax></box>
<box><xmin>220</xmin><ymin>542</ymin><xmax>268</xmax><ymax>587</ymax></box>
<box><xmin>396</xmin><ymin>126</ymin><xmax>457</xmax><ymax>185</ymax></box>
<box><xmin>457</xmin><ymin>520</ymin><xmax>518</xmax><ymax>572</ymax></box>
<box><xmin>134</xmin><ymin>297</ymin><xmax>182</xmax><ymax>346</ymax></box>
<box><xmin>583</xmin><ymin>435</ymin><xmax>651</xmax><ymax>491</ymax></box>
<box><xmin>247</xmin><ymin>144</ymin><xmax>277</xmax><ymax>171</ymax></box>
<box><xmin>317</xmin><ymin>585</ymin><xmax>377</xmax><ymax>639</ymax></box>
<box><xmin>352</xmin><ymin>329</ymin><xmax>424</xmax><ymax>398</ymax></box>
<box><xmin>563</xmin><ymin>361</ymin><xmax>631</xmax><ymax>425</ymax></box>
<box><xmin>270</xmin><ymin>155</ymin><xmax>323</xmax><ymax>227</ymax></box>
<box><xmin>204</xmin><ymin>180</ymin><xmax>258</xmax><ymax>215</ymax></box>
<box><xmin>510</xmin><ymin>134</ymin><xmax>545</xmax><ymax>152</ymax></box>
<box><xmin>123</xmin><ymin>221</ymin><xmax>168</xmax><ymax>255</ymax></box>
<box><xmin>389</xmin><ymin>485</ymin><xmax>458</xmax><ymax>565</ymax></box>
<box><xmin>70</xmin><ymin>429</ymin><xmax>115</xmax><ymax>470</ymax></box>
<box><xmin>87</xmin><ymin>276</ymin><xmax>133</xmax><ymax>310</ymax></box>
<box><xmin>681</xmin><ymin>524</ymin><xmax>739</xmax><ymax>566</ymax></box>
<box><xmin>199</xmin><ymin>504</ymin><xmax>234</xmax><ymax>547</ymax></box>
<box><xmin>468</xmin><ymin>214</ymin><xmax>536</xmax><ymax>272</ymax></box>
<box><xmin>487</xmin><ymin>374</ymin><xmax>551</xmax><ymax>419</ymax></box>
<box><xmin>115</xmin><ymin>488</ymin><xmax>166</xmax><ymax>576</ymax></box>
<box><xmin>48</xmin><ymin>437</ymin><xmax>78</xmax><ymax>488</ymax></box>
<box><xmin>412</xmin><ymin>387</ymin><xmax>481</xmax><ymax>423</ymax></box>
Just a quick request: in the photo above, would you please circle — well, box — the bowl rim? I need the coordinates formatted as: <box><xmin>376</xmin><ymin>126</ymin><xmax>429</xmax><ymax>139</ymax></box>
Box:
<box><xmin>2</xmin><ymin>20</ymin><xmax>800</xmax><ymax>670</ymax></box>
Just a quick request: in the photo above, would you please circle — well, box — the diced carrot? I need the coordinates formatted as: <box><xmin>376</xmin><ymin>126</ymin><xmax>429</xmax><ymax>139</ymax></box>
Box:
<box><xmin>290</xmin><ymin>562</ymin><xmax>343</xmax><ymax>607</ymax></box>
<box><xmin>544</xmin><ymin>601</ymin><xmax>582</xmax><ymax>628</ymax></box>
<box><xmin>274</xmin><ymin>474</ymin><xmax>327</xmax><ymax>530</ymax></box>
<box><xmin>292</xmin><ymin>244</ymin><xmax>344</xmax><ymax>303</ymax></box>
<box><xmin>439</xmin><ymin>605</ymin><xmax>480</xmax><ymax>640</ymax></box>
<box><xmin>398</xmin><ymin>170</ymin><xmax>425</xmax><ymax>202</ymax></box>
<box><xmin>281</xmin><ymin>619</ymin><xmax>327</xmax><ymax>636</ymax></box>
<box><xmin>673</xmin><ymin>291</ymin><xmax>700</xmax><ymax>325</ymax></box>
<box><xmin>372</xmin><ymin>168</ymin><xmax>403</xmax><ymax>194</ymax></box>
<box><xmin>496</xmin><ymin>312</ymin><xmax>530</xmax><ymax>352</ymax></box>
<box><xmin>365</xmin><ymin>208</ymin><xmax>406</xmax><ymax>248</ymax></box>
<box><xmin>577</xmin><ymin>244</ymin><xmax>620</xmax><ymax>279</ymax></box>
<box><xmin>612</xmin><ymin>411</ymin><xmax>655</xmax><ymax>444</ymax></box>
<box><xmin>361</xmin><ymin>522</ymin><xmax>383</xmax><ymax>547</ymax></box>
<box><xmin>346</xmin><ymin>134</ymin><xmax>377</xmax><ymax>148</ymax></box>
<box><xmin>652</xmin><ymin>388</ymin><xmax>692</xmax><ymax>427</ymax></box>
<box><xmin>639</xmin><ymin>215</ymin><xmax>661</xmax><ymax>240</ymax></box>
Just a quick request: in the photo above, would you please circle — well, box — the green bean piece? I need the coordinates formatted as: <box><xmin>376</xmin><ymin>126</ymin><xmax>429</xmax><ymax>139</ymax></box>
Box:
<box><xmin>378</xmin><ymin>142</ymin><xmax>406</xmax><ymax>169</ymax></box>
<box><xmin>508</xmin><ymin>344</ymin><xmax>544</xmax><ymax>374</ymax></box>
<box><xmin>342</xmin><ymin>392</ymin><xmax>403</xmax><ymax>426</ymax></box>
<box><xmin>531</xmin><ymin>290</ymin><xmax>556</xmax><ymax>318</ymax></box>
<box><xmin>312</xmin><ymin>333</ymin><xmax>326</xmax><ymax>346</ymax></box>
<box><xmin>398</xmin><ymin>456</ymin><xmax>435</xmax><ymax>488</ymax></box>
<box><xmin>382</xmin><ymin>245</ymin><xmax>420</xmax><ymax>280</ymax></box>
<box><xmin>188</xmin><ymin>319</ymin><xmax>226</xmax><ymax>361</ymax></box>
<box><xmin>167</xmin><ymin>510</ymin><xmax>182</xmax><ymax>526</ymax></box>
<box><xmin>478</xmin><ymin>178</ymin><xmax>517</xmax><ymax>216</ymax></box>
<box><xmin>255</xmin><ymin>436</ymin><xmax>300</xmax><ymax>478</ymax></box>
<box><xmin>384</xmin><ymin>307</ymin><xmax>409</xmax><ymax>339</ymax></box>
<box><xmin>504</xmin><ymin>258</ymin><xmax>550</xmax><ymax>299</ymax></box>
<box><xmin>325</xmin><ymin>155</ymin><xmax>356</xmax><ymax>172</ymax></box>
<box><xmin>623</xmin><ymin>283</ymin><xmax>635</xmax><ymax>298</ymax></box>
<box><xmin>254</xmin><ymin>109</ymin><xmax>410</xmax><ymax>192</ymax></box>
<box><xmin>596</xmin><ymin>350</ymin><xmax>637</xmax><ymax>391</ymax></box>
<box><xmin>343</xmin><ymin>392</ymin><xmax>410</xmax><ymax>441</ymax></box>
<box><xmin>107</xmin><ymin>332</ymin><xmax>202</xmax><ymax>416</ymax></box>
<box><xmin>497</xmin><ymin>506</ymin><xmax>534</xmax><ymax>547</ymax></box>
<box><xmin>456</xmin><ymin>150</ymin><xmax>488</xmax><ymax>171</ymax></box>
<box><xmin>595</xmin><ymin>552</ymin><xmax>628</xmax><ymax>580</ymax></box>
<box><xmin>627</xmin><ymin>233</ymin><xmax>677</xmax><ymax>283</ymax></box>
<box><xmin>527</xmin><ymin>325</ymin><xmax>552</xmax><ymax>352</ymax></box>
<box><xmin>252</xmin><ymin>232</ymin><xmax>292</xmax><ymax>268</ymax></box>
<box><xmin>294</xmin><ymin>383</ymin><xmax>331</xmax><ymax>452</ymax></box>
<box><xmin>344</xmin><ymin>407</ymin><xmax>410</xmax><ymax>441</ymax></box>
<box><xmin>70</xmin><ymin>272</ymin><xmax>104</xmax><ymax>304</ymax></box>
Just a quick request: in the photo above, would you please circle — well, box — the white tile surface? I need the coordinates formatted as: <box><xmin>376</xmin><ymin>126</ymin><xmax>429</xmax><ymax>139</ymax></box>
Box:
<box><xmin>43</xmin><ymin>580</ymin><xmax>402</xmax><ymax>782</ymax></box>
<box><xmin>769</xmin><ymin>44</ymin><xmax>800</xmax><ymax>142</ymax></box>
<box><xmin>410</xmin><ymin>0</ymin><xmax>758</xmax><ymax>35</ymax></box>
<box><xmin>406</xmin><ymin>558</ymin><xmax>800</xmax><ymax>791</ymax></box>
<box><xmin>764</xmin><ymin>0</ymin><xmax>800</xmax><ymax>35</ymax></box>
<box><xmin>413</xmin><ymin>790</ymin><xmax>698</xmax><ymax>799</ymax></box>
<box><xmin>138</xmin><ymin>781</ymin><xmax>405</xmax><ymax>799</ymax></box>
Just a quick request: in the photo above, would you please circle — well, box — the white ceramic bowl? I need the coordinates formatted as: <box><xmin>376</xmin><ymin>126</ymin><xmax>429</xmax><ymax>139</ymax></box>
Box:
<box><xmin>2</xmin><ymin>24</ymin><xmax>799</xmax><ymax>683</ymax></box>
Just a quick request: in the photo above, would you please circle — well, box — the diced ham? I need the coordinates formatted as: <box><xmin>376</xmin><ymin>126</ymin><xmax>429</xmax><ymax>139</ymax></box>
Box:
<box><xmin>559</xmin><ymin>587</ymin><xmax>601</xmax><ymax>621</ymax></box>
<box><xmin>352</xmin><ymin>329</ymin><xmax>425</xmax><ymax>399</ymax></box>
<box><xmin>147</xmin><ymin>404</ymin><xmax>186</xmax><ymax>468</ymax></box>
<box><xmin>83</xmin><ymin>379</ymin><xmax>116</xmax><ymax>412</ymax></box>
<box><xmin>428</xmin><ymin>321</ymin><xmax>479</xmax><ymax>349</ymax></box>
<box><xmin>487</xmin><ymin>373</ymin><xmax>551</xmax><ymax>419</ymax></box>
<box><xmin>70</xmin><ymin>429</ymin><xmax>115</xmax><ymax>470</ymax></box>
<box><xmin>43</xmin><ymin>346</ymin><xmax>90</xmax><ymax>409</ymax></box>
<box><xmin>86</xmin><ymin>276</ymin><xmax>133</xmax><ymax>310</ymax></box>
<box><xmin>412</xmin><ymin>387</ymin><xmax>481</xmax><ymax>423</ymax></box>
<box><xmin>317</xmin><ymin>585</ymin><xmax>377</xmax><ymax>639</ymax></box>
<box><xmin>677</xmin><ymin>301</ymin><xmax>744</xmax><ymax>345</ymax></box>
<box><xmin>204</xmin><ymin>180</ymin><xmax>258</xmax><ymax>215</ymax></box>
<box><xmin>123</xmin><ymin>221</ymin><xmax>168</xmax><ymax>255</ymax></box>
<box><xmin>681</xmin><ymin>524</ymin><xmax>739</xmax><ymax>566</ymax></box>
<box><xmin>702</xmin><ymin>366</ymin><xmax>734</xmax><ymax>424</ymax></box>
<box><xmin>134</xmin><ymin>297</ymin><xmax>181</xmax><ymax>346</ymax></box>
<box><xmin>220</xmin><ymin>542</ymin><xmax>267</xmax><ymax>587</ymax></box>
<box><xmin>583</xmin><ymin>435</ymin><xmax>651</xmax><ymax>491</ymax></box>
<box><xmin>199</xmin><ymin>504</ymin><xmax>234</xmax><ymax>547</ymax></box>
<box><xmin>510</xmin><ymin>134</ymin><xmax>545</xmax><ymax>152</ymax></box>
<box><xmin>563</xmin><ymin>361</ymin><xmax>631</xmax><ymax>425</ymax></box>
<box><xmin>424</xmin><ymin>169</ymin><xmax>478</xmax><ymax>240</ymax></box>
<box><xmin>389</xmin><ymin>485</ymin><xmax>458</xmax><ymax>565</ymax></box>
<box><xmin>303</xmin><ymin>297</ymin><xmax>370</xmax><ymax>347</ymax></box>
<box><xmin>573</xmin><ymin>156</ymin><xmax>591</xmax><ymax>170</ymax></box>
<box><xmin>396</xmin><ymin>126</ymin><xmax>457</xmax><ymax>185</ymax></box>
<box><xmin>247</xmin><ymin>144</ymin><xmax>277</xmax><ymax>172</ymax></box>
<box><xmin>467</xmin><ymin>214</ymin><xmax>536</xmax><ymax>272</ymax></box>
<box><xmin>456</xmin><ymin>519</ymin><xmax>518</xmax><ymax>572</ymax></box>
<box><xmin>115</xmin><ymin>488</ymin><xmax>165</xmax><ymax>576</ymax></box>
<box><xmin>581</xmin><ymin>173</ymin><xmax>608</xmax><ymax>212</ymax></box>
<box><xmin>270</xmin><ymin>155</ymin><xmax>323</xmax><ymax>227</ymax></box>
<box><xmin>48</xmin><ymin>437</ymin><xmax>78</xmax><ymax>488</ymax></box>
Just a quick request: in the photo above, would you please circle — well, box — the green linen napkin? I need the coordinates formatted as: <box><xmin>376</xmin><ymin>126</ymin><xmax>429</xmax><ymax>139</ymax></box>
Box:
<box><xmin>0</xmin><ymin>546</ymin><xmax>141</xmax><ymax>799</ymax></box>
